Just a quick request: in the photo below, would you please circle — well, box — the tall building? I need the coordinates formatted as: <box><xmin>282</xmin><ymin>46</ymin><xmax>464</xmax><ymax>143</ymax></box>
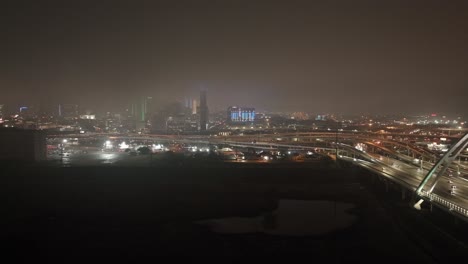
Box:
<box><xmin>128</xmin><ymin>97</ymin><xmax>153</xmax><ymax>131</ymax></box>
<box><xmin>184</xmin><ymin>97</ymin><xmax>194</xmax><ymax>109</ymax></box>
<box><xmin>0</xmin><ymin>104</ymin><xmax>4</xmax><ymax>117</ymax></box>
<box><xmin>192</xmin><ymin>99</ymin><xmax>198</xmax><ymax>115</ymax></box>
<box><xmin>227</xmin><ymin>106</ymin><xmax>255</xmax><ymax>123</ymax></box>
<box><xmin>130</xmin><ymin>97</ymin><xmax>153</xmax><ymax>122</ymax></box>
<box><xmin>146</xmin><ymin>97</ymin><xmax>153</xmax><ymax>118</ymax></box>
<box><xmin>199</xmin><ymin>90</ymin><xmax>208</xmax><ymax>131</ymax></box>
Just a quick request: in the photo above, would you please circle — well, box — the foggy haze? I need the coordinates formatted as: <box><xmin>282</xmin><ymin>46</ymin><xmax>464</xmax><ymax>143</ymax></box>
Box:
<box><xmin>1</xmin><ymin>0</ymin><xmax>467</xmax><ymax>115</ymax></box>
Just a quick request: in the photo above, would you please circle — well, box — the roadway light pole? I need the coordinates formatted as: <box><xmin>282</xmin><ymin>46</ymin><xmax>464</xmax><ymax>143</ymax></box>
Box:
<box><xmin>61</xmin><ymin>139</ymin><xmax>67</xmax><ymax>166</ymax></box>
<box><xmin>335</xmin><ymin>120</ymin><xmax>339</xmax><ymax>162</ymax></box>
<box><xmin>458</xmin><ymin>156</ymin><xmax>461</xmax><ymax>174</ymax></box>
<box><xmin>60</xmin><ymin>143</ymin><xmax>64</xmax><ymax>165</ymax></box>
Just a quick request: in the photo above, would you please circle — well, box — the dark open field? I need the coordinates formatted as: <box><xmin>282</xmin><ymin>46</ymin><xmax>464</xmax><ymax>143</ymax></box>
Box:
<box><xmin>2</xmin><ymin>162</ymin><xmax>468</xmax><ymax>262</ymax></box>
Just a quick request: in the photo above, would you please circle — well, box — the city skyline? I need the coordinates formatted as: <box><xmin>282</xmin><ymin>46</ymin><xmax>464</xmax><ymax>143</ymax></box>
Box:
<box><xmin>1</xmin><ymin>97</ymin><xmax>466</xmax><ymax>119</ymax></box>
<box><xmin>1</xmin><ymin>0</ymin><xmax>467</xmax><ymax>115</ymax></box>
<box><xmin>3</xmin><ymin>1</ymin><xmax>468</xmax><ymax>260</ymax></box>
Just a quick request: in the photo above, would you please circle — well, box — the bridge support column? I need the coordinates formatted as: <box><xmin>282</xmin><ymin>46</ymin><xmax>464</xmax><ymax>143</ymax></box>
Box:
<box><xmin>401</xmin><ymin>188</ymin><xmax>406</xmax><ymax>200</ymax></box>
<box><xmin>385</xmin><ymin>181</ymin><xmax>389</xmax><ymax>192</ymax></box>
<box><xmin>414</xmin><ymin>199</ymin><xmax>424</xmax><ymax>210</ymax></box>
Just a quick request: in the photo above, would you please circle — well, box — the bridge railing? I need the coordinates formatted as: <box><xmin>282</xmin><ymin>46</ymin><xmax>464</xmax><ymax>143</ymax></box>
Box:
<box><xmin>339</xmin><ymin>149</ymin><xmax>468</xmax><ymax>219</ymax></box>
<box><xmin>419</xmin><ymin>190</ymin><xmax>468</xmax><ymax>218</ymax></box>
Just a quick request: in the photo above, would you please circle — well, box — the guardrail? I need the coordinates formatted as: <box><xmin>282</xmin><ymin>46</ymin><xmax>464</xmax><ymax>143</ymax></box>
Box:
<box><xmin>420</xmin><ymin>190</ymin><xmax>468</xmax><ymax>218</ymax></box>
<box><xmin>340</xmin><ymin>150</ymin><xmax>468</xmax><ymax>220</ymax></box>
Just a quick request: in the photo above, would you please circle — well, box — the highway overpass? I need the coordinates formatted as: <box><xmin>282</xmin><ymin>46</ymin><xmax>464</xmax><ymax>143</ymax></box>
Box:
<box><xmin>46</xmin><ymin>131</ymin><xmax>468</xmax><ymax>222</ymax></box>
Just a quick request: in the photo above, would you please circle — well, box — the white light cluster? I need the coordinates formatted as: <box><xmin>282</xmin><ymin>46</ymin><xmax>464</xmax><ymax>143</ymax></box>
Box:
<box><xmin>355</xmin><ymin>143</ymin><xmax>366</xmax><ymax>152</ymax></box>
<box><xmin>153</xmin><ymin>144</ymin><xmax>164</xmax><ymax>150</ymax></box>
<box><xmin>119</xmin><ymin>141</ymin><xmax>129</xmax><ymax>150</ymax></box>
<box><xmin>104</xmin><ymin>140</ymin><xmax>113</xmax><ymax>149</ymax></box>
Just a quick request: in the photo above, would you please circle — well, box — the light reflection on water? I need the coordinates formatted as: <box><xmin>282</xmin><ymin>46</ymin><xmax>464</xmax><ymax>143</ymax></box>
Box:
<box><xmin>197</xmin><ymin>199</ymin><xmax>357</xmax><ymax>236</ymax></box>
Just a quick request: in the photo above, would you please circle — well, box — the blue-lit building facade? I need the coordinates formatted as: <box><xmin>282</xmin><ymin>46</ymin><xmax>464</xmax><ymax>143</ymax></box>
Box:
<box><xmin>227</xmin><ymin>106</ymin><xmax>255</xmax><ymax>123</ymax></box>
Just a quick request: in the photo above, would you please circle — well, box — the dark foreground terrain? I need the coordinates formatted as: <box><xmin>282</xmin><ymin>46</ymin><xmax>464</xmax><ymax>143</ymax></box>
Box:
<box><xmin>2</xmin><ymin>162</ymin><xmax>468</xmax><ymax>262</ymax></box>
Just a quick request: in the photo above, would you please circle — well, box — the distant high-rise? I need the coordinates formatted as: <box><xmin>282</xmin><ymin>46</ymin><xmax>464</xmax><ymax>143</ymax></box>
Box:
<box><xmin>227</xmin><ymin>106</ymin><xmax>255</xmax><ymax>123</ymax></box>
<box><xmin>192</xmin><ymin>99</ymin><xmax>198</xmax><ymax>115</ymax></box>
<box><xmin>184</xmin><ymin>97</ymin><xmax>194</xmax><ymax>109</ymax></box>
<box><xmin>128</xmin><ymin>97</ymin><xmax>152</xmax><ymax>131</ymax></box>
<box><xmin>146</xmin><ymin>97</ymin><xmax>153</xmax><ymax>118</ymax></box>
<box><xmin>0</xmin><ymin>104</ymin><xmax>4</xmax><ymax>117</ymax></box>
<box><xmin>199</xmin><ymin>90</ymin><xmax>208</xmax><ymax>131</ymax></box>
<box><xmin>131</xmin><ymin>97</ymin><xmax>152</xmax><ymax>122</ymax></box>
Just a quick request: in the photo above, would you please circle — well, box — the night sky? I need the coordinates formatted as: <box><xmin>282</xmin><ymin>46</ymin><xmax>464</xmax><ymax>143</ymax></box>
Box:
<box><xmin>1</xmin><ymin>0</ymin><xmax>467</xmax><ymax>115</ymax></box>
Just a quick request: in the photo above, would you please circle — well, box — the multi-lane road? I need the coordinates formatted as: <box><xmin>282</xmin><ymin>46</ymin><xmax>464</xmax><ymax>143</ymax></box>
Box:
<box><xmin>342</xmin><ymin>153</ymin><xmax>468</xmax><ymax>218</ymax></box>
<box><xmin>47</xmin><ymin>131</ymin><xmax>468</xmax><ymax>219</ymax></box>
<box><xmin>213</xmin><ymin>134</ymin><xmax>468</xmax><ymax>219</ymax></box>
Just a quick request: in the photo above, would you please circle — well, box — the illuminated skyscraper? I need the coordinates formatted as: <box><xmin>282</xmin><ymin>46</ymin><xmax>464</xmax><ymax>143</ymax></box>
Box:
<box><xmin>131</xmin><ymin>97</ymin><xmax>152</xmax><ymax>122</ymax></box>
<box><xmin>129</xmin><ymin>97</ymin><xmax>153</xmax><ymax>131</ymax></box>
<box><xmin>227</xmin><ymin>106</ymin><xmax>255</xmax><ymax>123</ymax></box>
<box><xmin>199</xmin><ymin>90</ymin><xmax>208</xmax><ymax>131</ymax></box>
<box><xmin>192</xmin><ymin>99</ymin><xmax>197</xmax><ymax>115</ymax></box>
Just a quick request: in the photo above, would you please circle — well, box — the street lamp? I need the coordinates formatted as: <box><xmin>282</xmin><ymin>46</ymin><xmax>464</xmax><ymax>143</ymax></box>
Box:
<box><xmin>335</xmin><ymin>120</ymin><xmax>341</xmax><ymax>162</ymax></box>
<box><xmin>458</xmin><ymin>156</ymin><xmax>461</xmax><ymax>174</ymax></box>
<box><xmin>61</xmin><ymin>139</ymin><xmax>67</xmax><ymax>165</ymax></box>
